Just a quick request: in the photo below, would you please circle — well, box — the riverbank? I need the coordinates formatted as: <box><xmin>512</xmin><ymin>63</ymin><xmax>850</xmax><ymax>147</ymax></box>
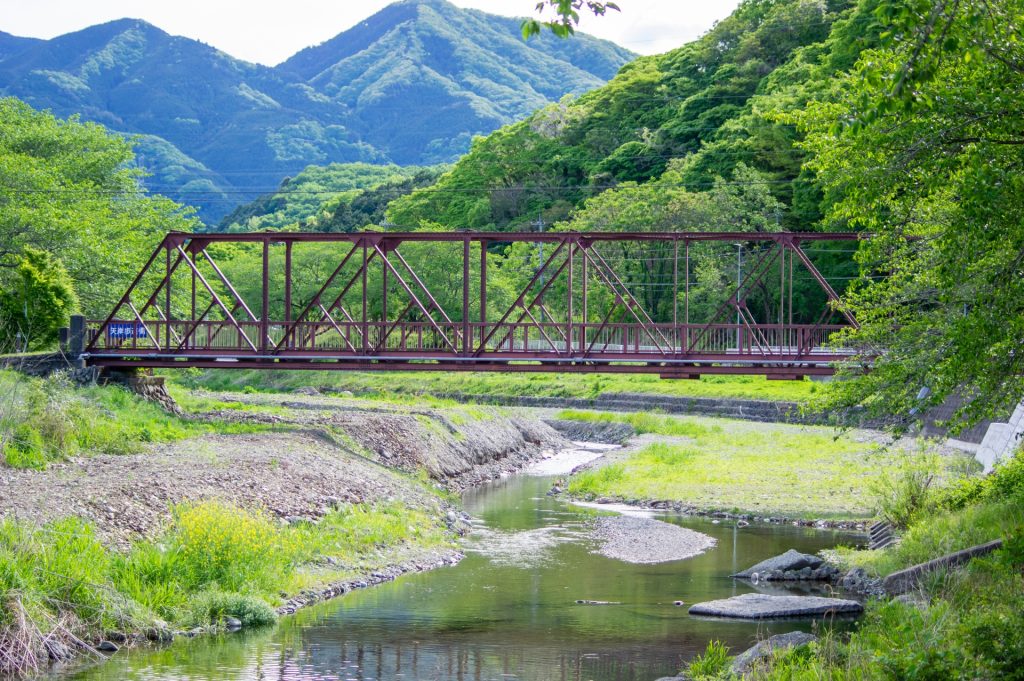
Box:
<box><xmin>684</xmin><ymin>449</ymin><xmax>1024</xmax><ymax>680</ymax></box>
<box><xmin>0</xmin><ymin>376</ymin><xmax>566</xmax><ymax>677</ymax></box>
<box><xmin>554</xmin><ymin>409</ymin><xmax>974</xmax><ymax>522</ymax></box>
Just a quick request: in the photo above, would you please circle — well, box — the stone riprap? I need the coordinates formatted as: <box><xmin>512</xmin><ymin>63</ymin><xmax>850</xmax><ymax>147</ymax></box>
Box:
<box><xmin>731</xmin><ymin>631</ymin><xmax>818</xmax><ymax>675</ymax></box>
<box><xmin>688</xmin><ymin>593</ymin><xmax>863</xmax><ymax>619</ymax></box>
<box><xmin>731</xmin><ymin>549</ymin><xmax>832</xmax><ymax>580</ymax></box>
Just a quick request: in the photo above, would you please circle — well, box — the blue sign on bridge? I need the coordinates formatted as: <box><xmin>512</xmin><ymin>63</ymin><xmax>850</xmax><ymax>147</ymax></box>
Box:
<box><xmin>108</xmin><ymin>322</ymin><xmax>148</xmax><ymax>340</ymax></box>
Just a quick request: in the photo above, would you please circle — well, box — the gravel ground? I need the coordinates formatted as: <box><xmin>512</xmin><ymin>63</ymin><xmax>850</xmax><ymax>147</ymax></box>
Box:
<box><xmin>0</xmin><ymin>393</ymin><xmax>565</xmax><ymax>547</ymax></box>
<box><xmin>590</xmin><ymin>514</ymin><xmax>717</xmax><ymax>564</ymax></box>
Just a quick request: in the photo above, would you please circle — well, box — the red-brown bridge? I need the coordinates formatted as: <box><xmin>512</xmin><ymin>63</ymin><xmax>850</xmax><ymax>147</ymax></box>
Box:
<box><xmin>80</xmin><ymin>231</ymin><xmax>861</xmax><ymax>378</ymax></box>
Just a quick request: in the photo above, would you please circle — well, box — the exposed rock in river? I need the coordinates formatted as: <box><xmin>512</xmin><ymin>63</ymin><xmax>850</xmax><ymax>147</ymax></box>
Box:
<box><xmin>731</xmin><ymin>631</ymin><xmax>818</xmax><ymax>675</ymax></box>
<box><xmin>731</xmin><ymin>549</ymin><xmax>825</xmax><ymax>578</ymax></box>
<box><xmin>688</xmin><ymin>593</ymin><xmax>863</xmax><ymax>619</ymax></box>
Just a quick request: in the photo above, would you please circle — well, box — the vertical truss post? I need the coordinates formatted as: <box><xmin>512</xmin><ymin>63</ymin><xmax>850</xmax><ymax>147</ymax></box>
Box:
<box><xmin>165</xmin><ymin>243</ymin><xmax>172</xmax><ymax>349</ymax></box>
<box><xmin>480</xmin><ymin>240</ymin><xmax>487</xmax><ymax>348</ymax></box>
<box><xmin>190</xmin><ymin>243</ymin><xmax>196</xmax><ymax>325</ymax></box>
<box><xmin>567</xmin><ymin>237</ymin><xmax>574</xmax><ymax>357</ymax></box>
<box><xmin>463</xmin><ymin>237</ymin><xmax>471</xmax><ymax>355</ymax></box>
<box><xmin>261</xmin><ymin>238</ymin><xmax>269</xmax><ymax>353</ymax></box>
<box><xmin>362</xmin><ymin>239</ymin><xmax>368</xmax><ymax>353</ymax></box>
<box><xmin>381</xmin><ymin>244</ymin><xmax>388</xmax><ymax>325</ymax></box>
<box><xmin>284</xmin><ymin>241</ymin><xmax>293</xmax><ymax>323</ymax></box>
<box><xmin>672</xmin><ymin>238</ymin><xmax>678</xmax><ymax>351</ymax></box>
<box><xmin>580</xmin><ymin>240</ymin><xmax>587</xmax><ymax>355</ymax></box>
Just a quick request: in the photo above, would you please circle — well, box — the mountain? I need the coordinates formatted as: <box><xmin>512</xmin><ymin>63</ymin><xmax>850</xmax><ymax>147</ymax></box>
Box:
<box><xmin>386</xmin><ymin>0</ymin><xmax>879</xmax><ymax>232</ymax></box>
<box><xmin>279</xmin><ymin>0</ymin><xmax>632</xmax><ymax>163</ymax></box>
<box><xmin>0</xmin><ymin>1</ymin><xmax>634</xmax><ymax>224</ymax></box>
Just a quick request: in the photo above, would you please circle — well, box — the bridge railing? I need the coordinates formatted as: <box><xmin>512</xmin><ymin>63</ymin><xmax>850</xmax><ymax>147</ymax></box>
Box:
<box><xmin>86</xmin><ymin>319</ymin><xmax>850</xmax><ymax>360</ymax></box>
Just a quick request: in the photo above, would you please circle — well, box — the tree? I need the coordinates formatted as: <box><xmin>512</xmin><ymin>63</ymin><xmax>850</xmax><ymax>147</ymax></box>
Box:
<box><xmin>0</xmin><ymin>98</ymin><xmax>196</xmax><ymax>318</ymax></box>
<box><xmin>0</xmin><ymin>248</ymin><xmax>78</xmax><ymax>353</ymax></box>
<box><xmin>522</xmin><ymin>1</ymin><xmax>620</xmax><ymax>38</ymax></box>
<box><xmin>797</xmin><ymin>0</ymin><xmax>1024</xmax><ymax>429</ymax></box>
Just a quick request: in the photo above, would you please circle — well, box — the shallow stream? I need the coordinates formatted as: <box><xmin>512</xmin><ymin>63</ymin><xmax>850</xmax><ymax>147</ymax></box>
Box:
<box><xmin>66</xmin><ymin>446</ymin><xmax>858</xmax><ymax>681</ymax></box>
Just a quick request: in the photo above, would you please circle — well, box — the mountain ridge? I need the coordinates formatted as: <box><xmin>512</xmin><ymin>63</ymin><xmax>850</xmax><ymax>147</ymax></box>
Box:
<box><xmin>0</xmin><ymin>1</ymin><xmax>635</xmax><ymax>223</ymax></box>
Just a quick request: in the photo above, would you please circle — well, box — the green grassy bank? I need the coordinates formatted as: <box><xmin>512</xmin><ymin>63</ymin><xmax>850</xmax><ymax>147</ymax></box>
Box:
<box><xmin>183</xmin><ymin>368</ymin><xmax>817</xmax><ymax>403</ymax></box>
<box><xmin>686</xmin><ymin>451</ymin><xmax>1024</xmax><ymax>680</ymax></box>
<box><xmin>560</xmin><ymin>410</ymin><xmax>966</xmax><ymax>519</ymax></box>
<box><xmin>0</xmin><ymin>499</ymin><xmax>451</xmax><ymax>676</ymax></box>
<box><xmin>0</xmin><ymin>370</ymin><xmax>263</xmax><ymax>469</ymax></box>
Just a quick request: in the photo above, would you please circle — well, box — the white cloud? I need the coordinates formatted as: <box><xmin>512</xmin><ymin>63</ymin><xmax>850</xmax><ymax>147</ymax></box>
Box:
<box><xmin>2</xmin><ymin>0</ymin><xmax>740</xmax><ymax>65</ymax></box>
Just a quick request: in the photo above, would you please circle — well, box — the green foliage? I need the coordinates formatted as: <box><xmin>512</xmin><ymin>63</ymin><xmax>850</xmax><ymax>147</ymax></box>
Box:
<box><xmin>556</xmin><ymin>409</ymin><xmax>719</xmax><ymax>438</ymax></box>
<box><xmin>185</xmin><ymin>368</ymin><xmax>817</xmax><ymax>403</ymax></box>
<box><xmin>0</xmin><ymin>370</ymin><xmax>261</xmax><ymax>468</ymax></box>
<box><xmin>762</xmin><ymin>527</ymin><xmax>1024</xmax><ymax>679</ymax></box>
<box><xmin>0</xmin><ymin>517</ymin><xmax>130</xmax><ymax>632</ymax></box>
<box><xmin>169</xmin><ymin>501</ymin><xmax>291</xmax><ymax>593</ymax></box>
<box><xmin>0</xmin><ymin>498</ymin><xmax>448</xmax><ymax>672</ymax></box>
<box><xmin>389</xmin><ymin>0</ymin><xmax>861</xmax><ymax>232</ymax></box>
<box><xmin>0</xmin><ymin>97</ymin><xmax>195</xmax><ymax>317</ymax></box>
<box><xmin>217</xmin><ymin>163</ymin><xmax>435</xmax><ymax>232</ymax></box>
<box><xmin>0</xmin><ymin>248</ymin><xmax>78</xmax><ymax>353</ymax></box>
<box><xmin>182</xmin><ymin>590</ymin><xmax>278</xmax><ymax>628</ymax></box>
<box><xmin>687</xmin><ymin>640</ymin><xmax>731</xmax><ymax>679</ymax></box>
<box><xmin>868</xmin><ymin>447</ymin><xmax>942</xmax><ymax>529</ymax></box>
<box><xmin>797</xmin><ymin>0</ymin><xmax>1024</xmax><ymax>428</ymax></box>
<box><xmin>522</xmin><ymin>1</ymin><xmax>620</xmax><ymax>39</ymax></box>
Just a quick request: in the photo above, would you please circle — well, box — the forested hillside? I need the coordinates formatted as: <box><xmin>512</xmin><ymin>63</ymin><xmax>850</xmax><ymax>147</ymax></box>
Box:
<box><xmin>216</xmin><ymin>163</ymin><xmax>437</xmax><ymax>232</ymax></box>
<box><xmin>386</xmin><ymin>0</ymin><xmax>875</xmax><ymax>232</ymax></box>
<box><xmin>0</xmin><ymin>0</ymin><xmax>633</xmax><ymax>224</ymax></box>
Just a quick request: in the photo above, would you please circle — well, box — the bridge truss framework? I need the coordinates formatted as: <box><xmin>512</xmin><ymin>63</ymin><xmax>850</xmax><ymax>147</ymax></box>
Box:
<box><xmin>83</xmin><ymin>231</ymin><xmax>862</xmax><ymax>378</ymax></box>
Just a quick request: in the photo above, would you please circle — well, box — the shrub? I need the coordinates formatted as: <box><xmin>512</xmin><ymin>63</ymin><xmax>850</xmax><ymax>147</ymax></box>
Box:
<box><xmin>169</xmin><ymin>501</ymin><xmax>291</xmax><ymax>593</ymax></box>
<box><xmin>183</xmin><ymin>590</ymin><xmax>277</xmax><ymax>628</ymax></box>
<box><xmin>687</xmin><ymin>640</ymin><xmax>731</xmax><ymax>679</ymax></box>
<box><xmin>868</xmin><ymin>449</ymin><xmax>941</xmax><ymax>528</ymax></box>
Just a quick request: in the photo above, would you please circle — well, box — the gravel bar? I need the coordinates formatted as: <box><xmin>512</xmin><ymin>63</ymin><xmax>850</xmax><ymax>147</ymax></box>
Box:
<box><xmin>591</xmin><ymin>515</ymin><xmax>716</xmax><ymax>564</ymax></box>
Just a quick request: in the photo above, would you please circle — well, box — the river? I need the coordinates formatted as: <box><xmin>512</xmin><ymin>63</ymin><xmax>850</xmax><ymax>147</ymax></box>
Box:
<box><xmin>66</xmin><ymin>445</ymin><xmax>858</xmax><ymax>681</ymax></box>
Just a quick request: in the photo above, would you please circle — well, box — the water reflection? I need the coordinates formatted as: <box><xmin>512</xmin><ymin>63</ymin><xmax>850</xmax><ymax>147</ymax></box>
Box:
<box><xmin>67</xmin><ymin>457</ymin><xmax>858</xmax><ymax>681</ymax></box>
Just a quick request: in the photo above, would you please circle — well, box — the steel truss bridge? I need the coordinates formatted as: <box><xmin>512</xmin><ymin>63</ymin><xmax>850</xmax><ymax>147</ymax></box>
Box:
<box><xmin>83</xmin><ymin>231</ymin><xmax>861</xmax><ymax>378</ymax></box>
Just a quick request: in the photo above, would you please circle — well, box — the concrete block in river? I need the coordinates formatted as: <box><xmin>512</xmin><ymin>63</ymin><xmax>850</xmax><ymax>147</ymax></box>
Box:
<box><xmin>688</xmin><ymin>593</ymin><xmax>863</xmax><ymax>619</ymax></box>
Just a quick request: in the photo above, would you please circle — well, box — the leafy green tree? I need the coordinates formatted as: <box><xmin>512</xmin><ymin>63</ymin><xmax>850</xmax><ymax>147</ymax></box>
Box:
<box><xmin>0</xmin><ymin>98</ymin><xmax>196</xmax><ymax>317</ymax></box>
<box><xmin>522</xmin><ymin>1</ymin><xmax>620</xmax><ymax>38</ymax></box>
<box><xmin>798</xmin><ymin>0</ymin><xmax>1024</xmax><ymax>428</ymax></box>
<box><xmin>0</xmin><ymin>248</ymin><xmax>78</xmax><ymax>353</ymax></box>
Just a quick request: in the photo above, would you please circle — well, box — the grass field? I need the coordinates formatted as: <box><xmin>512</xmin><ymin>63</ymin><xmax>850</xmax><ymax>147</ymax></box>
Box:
<box><xmin>184</xmin><ymin>368</ymin><xmax>818</xmax><ymax>402</ymax></box>
<box><xmin>0</xmin><ymin>370</ymin><xmax>265</xmax><ymax>469</ymax></box>
<box><xmin>560</xmin><ymin>409</ymin><xmax>970</xmax><ymax>519</ymax></box>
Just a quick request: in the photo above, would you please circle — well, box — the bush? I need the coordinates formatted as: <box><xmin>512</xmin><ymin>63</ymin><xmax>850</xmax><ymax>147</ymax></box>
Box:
<box><xmin>687</xmin><ymin>640</ymin><xmax>731</xmax><ymax>679</ymax></box>
<box><xmin>170</xmin><ymin>501</ymin><xmax>291</xmax><ymax>593</ymax></box>
<box><xmin>868</xmin><ymin>449</ymin><xmax>941</xmax><ymax>528</ymax></box>
<box><xmin>183</xmin><ymin>590</ymin><xmax>277</xmax><ymax>628</ymax></box>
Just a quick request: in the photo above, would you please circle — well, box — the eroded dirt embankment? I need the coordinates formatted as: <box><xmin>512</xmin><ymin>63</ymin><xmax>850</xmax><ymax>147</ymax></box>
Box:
<box><xmin>0</xmin><ymin>393</ymin><xmax>567</xmax><ymax>547</ymax></box>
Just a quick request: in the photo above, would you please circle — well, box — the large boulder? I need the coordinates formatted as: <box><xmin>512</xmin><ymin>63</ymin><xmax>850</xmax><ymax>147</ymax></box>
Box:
<box><xmin>731</xmin><ymin>549</ymin><xmax>824</xmax><ymax>578</ymax></box>
<box><xmin>731</xmin><ymin>631</ymin><xmax>818</xmax><ymax>676</ymax></box>
<box><xmin>688</xmin><ymin>593</ymin><xmax>863</xmax><ymax>619</ymax></box>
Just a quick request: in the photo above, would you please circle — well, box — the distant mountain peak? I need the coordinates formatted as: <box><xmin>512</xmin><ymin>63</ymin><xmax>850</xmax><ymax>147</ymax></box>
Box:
<box><xmin>0</xmin><ymin>1</ymin><xmax>634</xmax><ymax>224</ymax></box>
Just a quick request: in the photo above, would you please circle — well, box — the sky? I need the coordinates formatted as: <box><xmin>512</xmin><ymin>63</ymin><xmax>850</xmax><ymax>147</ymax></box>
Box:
<box><xmin>2</xmin><ymin>0</ymin><xmax>741</xmax><ymax>65</ymax></box>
